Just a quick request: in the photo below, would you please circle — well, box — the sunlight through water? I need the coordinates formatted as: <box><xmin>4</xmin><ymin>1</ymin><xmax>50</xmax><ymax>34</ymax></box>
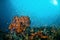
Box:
<box><xmin>51</xmin><ymin>0</ymin><xmax>58</xmax><ymax>6</ymax></box>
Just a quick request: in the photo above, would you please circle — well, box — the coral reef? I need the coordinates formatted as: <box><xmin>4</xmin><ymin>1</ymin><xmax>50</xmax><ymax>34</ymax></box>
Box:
<box><xmin>0</xmin><ymin>16</ymin><xmax>60</xmax><ymax>40</ymax></box>
<box><xmin>9</xmin><ymin>16</ymin><xmax>30</xmax><ymax>33</ymax></box>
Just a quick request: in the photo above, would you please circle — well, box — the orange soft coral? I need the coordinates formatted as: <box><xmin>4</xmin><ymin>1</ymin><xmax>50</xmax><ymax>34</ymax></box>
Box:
<box><xmin>9</xmin><ymin>16</ymin><xmax>30</xmax><ymax>33</ymax></box>
<box><xmin>29</xmin><ymin>31</ymin><xmax>48</xmax><ymax>40</ymax></box>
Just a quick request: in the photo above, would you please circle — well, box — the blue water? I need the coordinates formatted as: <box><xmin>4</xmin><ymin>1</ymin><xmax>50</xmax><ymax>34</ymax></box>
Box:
<box><xmin>0</xmin><ymin>0</ymin><xmax>60</xmax><ymax>31</ymax></box>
